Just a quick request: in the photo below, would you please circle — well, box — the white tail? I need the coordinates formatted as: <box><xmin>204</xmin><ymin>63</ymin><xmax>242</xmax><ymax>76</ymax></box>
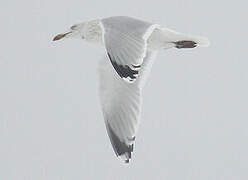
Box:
<box><xmin>149</xmin><ymin>27</ymin><xmax>210</xmax><ymax>50</ymax></box>
<box><xmin>161</xmin><ymin>27</ymin><xmax>210</xmax><ymax>48</ymax></box>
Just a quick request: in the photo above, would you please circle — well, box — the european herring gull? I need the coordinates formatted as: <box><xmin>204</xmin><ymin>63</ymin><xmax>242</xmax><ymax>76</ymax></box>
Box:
<box><xmin>53</xmin><ymin>16</ymin><xmax>209</xmax><ymax>163</ymax></box>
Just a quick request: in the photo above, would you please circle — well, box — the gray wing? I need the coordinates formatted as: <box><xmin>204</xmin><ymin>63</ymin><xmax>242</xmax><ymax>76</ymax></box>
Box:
<box><xmin>99</xmin><ymin>50</ymin><xmax>157</xmax><ymax>163</ymax></box>
<box><xmin>101</xmin><ymin>16</ymin><xmax>159</xmax><ymax>82</ymax></box>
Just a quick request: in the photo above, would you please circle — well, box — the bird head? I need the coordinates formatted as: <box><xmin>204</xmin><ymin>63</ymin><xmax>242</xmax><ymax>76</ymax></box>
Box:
<box><xmin>53</xmin><ymin>19</ymin><xmax>102</xmax><ymax>43</ymax></box>
<box><xmin>53</xmin><ymin>22</ymin><xmax>87</xmax><ymax>41</ymax></box>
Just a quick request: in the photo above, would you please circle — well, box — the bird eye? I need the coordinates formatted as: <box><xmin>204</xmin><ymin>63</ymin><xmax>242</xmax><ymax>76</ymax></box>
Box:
<box><xmin>71</xmin><ymin>25</ymin><xmax>77</xmax><ymax>30</ymax></box>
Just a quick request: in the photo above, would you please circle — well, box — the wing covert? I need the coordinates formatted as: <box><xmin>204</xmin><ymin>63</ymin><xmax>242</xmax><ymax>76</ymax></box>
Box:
<box><xmin>101</xmin><ymin>16</ymin><xmax>158</xmax><ymax>82</ymax></box>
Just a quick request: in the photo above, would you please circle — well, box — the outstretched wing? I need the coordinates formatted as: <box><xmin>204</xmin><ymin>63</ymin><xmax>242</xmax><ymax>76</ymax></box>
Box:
<box><xmin>99</xmin><ymin>50</ymin><xmax>157</xmax><ymax>163</ymax></box>
<box><xmin>101</xmin><ymin>16</ymin><xmax>159</xmax><ymax>82</ymax></box>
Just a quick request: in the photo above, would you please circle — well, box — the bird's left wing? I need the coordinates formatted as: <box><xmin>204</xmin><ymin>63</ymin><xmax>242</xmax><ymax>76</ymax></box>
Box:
<box><xmin>99</xmin><ymin>50</ymin><xmax>157</xmax><ymax>163</ymax></box>
<box><xmin>99</xmin><ymin>57</ymin><xmax>141</xmax><ymax>163</ymax></box>
<box><xmin>100</xmin><ymin>16</ymin><xmax>159</xmax><ymax>82</ymax></box>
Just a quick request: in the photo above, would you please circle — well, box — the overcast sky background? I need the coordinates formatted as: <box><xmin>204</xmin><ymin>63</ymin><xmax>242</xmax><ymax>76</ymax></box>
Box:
<box><xmin>0</xmin><ymin>0</ymin><xmax>247</xmax><ymax>179</ymax></box>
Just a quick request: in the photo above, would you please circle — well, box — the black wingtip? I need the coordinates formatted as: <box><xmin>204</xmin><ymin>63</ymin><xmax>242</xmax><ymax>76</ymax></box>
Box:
<box><xmin>107</xmin><ymin>53</ymin><xmax>139</xmax><ymax>82</ymax></box>
<box><xmin>132</xmin><ymin>64</ymin><xmax>141</xmax><ymax>68</ymax></box>
<box><xmin>105</xmin><ymin>121</ymin><xmax>134</xmax><ymax>163</ymax></box>
<box><xmin>125</xmin><ymin>159</ymin><xmax>130</xmax><ymax>163</ymax></box>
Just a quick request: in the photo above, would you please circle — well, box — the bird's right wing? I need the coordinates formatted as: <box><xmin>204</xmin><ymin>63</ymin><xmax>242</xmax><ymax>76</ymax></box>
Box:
<box><xmin>101</xmin><ymin>16</ymin><xmax>159</xmax><ymax>82</ymax></box>
<box><xmin>98</xmin><ymin>50</ymin><xmax>157</xmax><ymax>163</ymax></box>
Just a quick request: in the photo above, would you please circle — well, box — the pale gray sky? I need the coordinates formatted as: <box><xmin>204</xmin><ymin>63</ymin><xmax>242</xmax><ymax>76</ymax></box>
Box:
<box><xmin>0</xmin><ymin>0</ymin><xmax>248</xmax><ymax>179</ymax></box>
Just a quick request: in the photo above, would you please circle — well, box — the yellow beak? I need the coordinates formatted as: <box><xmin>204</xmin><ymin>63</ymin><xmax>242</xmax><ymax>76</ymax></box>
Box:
<box><xmin>53</xmin><ymin>32</ymin><xmax>72</xmax><ymax>41</ymax></box>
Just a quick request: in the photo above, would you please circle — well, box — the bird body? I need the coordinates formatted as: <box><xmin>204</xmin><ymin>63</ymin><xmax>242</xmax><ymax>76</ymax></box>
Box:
<box><xmin>53</xmin><ymin>16</ymin><xmax>209</xmax><ymax>163</ymax></box>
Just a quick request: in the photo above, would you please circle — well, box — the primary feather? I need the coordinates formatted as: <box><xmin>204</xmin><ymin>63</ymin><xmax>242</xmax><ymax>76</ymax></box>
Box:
<box><xmin>99</xmin><ymin>50</ymin><xmax>157</xmax><ymax>162</ymax></box>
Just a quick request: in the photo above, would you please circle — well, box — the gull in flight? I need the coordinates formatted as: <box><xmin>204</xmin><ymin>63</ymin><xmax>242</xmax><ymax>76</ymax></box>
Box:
<box><xmin>53</xmin><ymin>16</ymin><xmax>209</xmax><ymax>163</ymax></box>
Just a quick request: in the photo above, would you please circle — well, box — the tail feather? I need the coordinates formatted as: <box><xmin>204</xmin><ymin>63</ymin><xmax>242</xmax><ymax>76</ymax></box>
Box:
<box><xmin>160</xmin><ymin>27</ymin><xmax>210</xmax><ymax>48</ymax></box>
